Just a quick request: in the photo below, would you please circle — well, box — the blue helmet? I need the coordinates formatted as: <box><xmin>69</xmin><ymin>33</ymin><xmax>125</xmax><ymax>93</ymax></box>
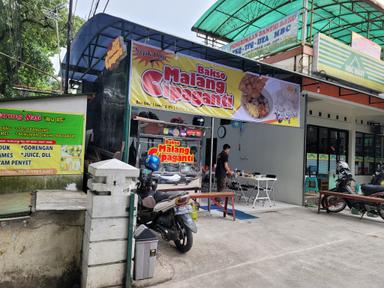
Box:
<box><xmin>145</xmin><ymin>154</ymin><xmax>160</xmax><ymax>171</ymax></box>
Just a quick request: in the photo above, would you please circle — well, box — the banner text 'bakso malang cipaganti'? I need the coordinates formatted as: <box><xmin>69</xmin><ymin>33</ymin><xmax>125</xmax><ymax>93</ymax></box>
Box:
<box><xmin>130</xmin><ymin>41</ymin><xmax>301</xmax><ymax>127</ymax></box>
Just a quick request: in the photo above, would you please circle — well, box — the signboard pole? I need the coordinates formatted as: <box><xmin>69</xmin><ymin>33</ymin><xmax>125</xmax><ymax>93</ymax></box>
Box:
<box><xmin>302</xmin><ymin>93</ymin><xmax>308</xmax><ymax>206</ymax></box>
<box><xmin>123</xmin><ymin>41</ymin><xmax>132</xmax><ymax>164</ymax></box>
<box><xmin>208</xmin><ymin>117</ymin><xmax>215</xmax><ymax>211</ymax></box>
<box><xmin>64</xmin><ymin>0</ymin><xmax>73</xmax><ymax>94</ymax></box>
<box><xmin>301</xmin><ymin>0</ymin><xmax>308</xmax><ymax>46</ymax></box>
<box><xmin>123</xmin><ymin>41</ymin><xmax>134</xmax><ymax>288</ymax></box>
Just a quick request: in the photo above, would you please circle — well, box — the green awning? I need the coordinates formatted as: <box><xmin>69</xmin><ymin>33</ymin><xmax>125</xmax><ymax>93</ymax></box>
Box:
<box><xmin>192</xmin><ymin>0</ymin><xmax>384</xmax><ymax>48</ymax></box>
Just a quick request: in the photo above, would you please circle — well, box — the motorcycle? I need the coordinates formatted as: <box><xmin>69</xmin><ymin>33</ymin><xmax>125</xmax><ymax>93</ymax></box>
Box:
<box><xmin>322</xmin><ymin>161</ymin><xmax>384</xmax><ymax>220</ymax></box>
<box><xmin>136</xmin><ymin>168</ymin><xmax>197</xmax><ymax>253</ymax></box>
<box><xmin>370</xmin><ymin>162</ymin><xmax>384</xmax><ymax>186</ymax></box>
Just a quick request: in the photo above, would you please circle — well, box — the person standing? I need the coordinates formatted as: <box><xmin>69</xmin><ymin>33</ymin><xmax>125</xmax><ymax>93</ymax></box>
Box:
<box><xmin>215</xmin><ymin>144</ymin><xmax>233</xmax><ymax>192</ymax></box>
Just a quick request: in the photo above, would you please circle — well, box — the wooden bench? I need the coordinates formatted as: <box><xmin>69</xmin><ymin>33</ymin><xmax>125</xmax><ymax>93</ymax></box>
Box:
<box><xmin>189</xmin><ymin>192</ymin><xmax>236</xmax><ymax>221</ymax></box>
<box><xmin>318</xmin><ymin>190</ymin><xmax>384</xmax><ymax>214</ymax></box>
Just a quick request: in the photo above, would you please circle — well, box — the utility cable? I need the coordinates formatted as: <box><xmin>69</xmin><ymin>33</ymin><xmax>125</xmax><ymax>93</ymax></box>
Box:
<box><xmin>73</xmin><ymin>0</ymin><xmax>78</xmax><ymax>18</ymax></box>
<box><xmin>103</xmin><ymin>0</ymin><xmax>110</xmax><ymax>13</ymax></box>
<box><xmin>92</xmin><ymin>0</ymin><xmax>101</xmax><ymax>17</ymax></box>
<box><xmin>87</xmin><ymin>0</ymin><xmax>95</xmax><ymax>20</ymax></box>
<box><xmin>0</xmin><ymin>51</ymin><xmax>60</xmax><ymax>83</ymax></box>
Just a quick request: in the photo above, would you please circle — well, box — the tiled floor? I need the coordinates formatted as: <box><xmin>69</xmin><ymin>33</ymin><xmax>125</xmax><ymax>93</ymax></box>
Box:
<box><xmin>196</xmin><ymin>197</ymin><xmax>298</xmax><ymax>218</ymax></box>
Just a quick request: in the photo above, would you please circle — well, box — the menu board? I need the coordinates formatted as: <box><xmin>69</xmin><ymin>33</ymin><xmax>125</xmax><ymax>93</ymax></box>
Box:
<box><xmin>0</xmin><ymin>108</ymin><xmax>85</xmax><ymax>176</ymax></box>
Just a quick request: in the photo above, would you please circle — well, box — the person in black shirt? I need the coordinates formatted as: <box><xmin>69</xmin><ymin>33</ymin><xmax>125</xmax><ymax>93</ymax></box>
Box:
<box><xmin>215</xmin><ymin>144</ymin><xmax>233</xmax><ymax>192</ymax></box>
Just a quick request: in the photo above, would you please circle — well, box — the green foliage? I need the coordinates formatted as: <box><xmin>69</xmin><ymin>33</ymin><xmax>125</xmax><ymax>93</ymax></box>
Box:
<box><xmin>0</xmin><ymin>0</ymin><xmax>84</xmax><ymax>97</ymax></box>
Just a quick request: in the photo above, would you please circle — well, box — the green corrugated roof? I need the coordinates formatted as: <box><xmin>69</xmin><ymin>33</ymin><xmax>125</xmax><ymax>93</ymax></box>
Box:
<box><xmin>192</xmin><ymin>0</ymin><xmax>384</xmax><ymax>48</ymax></box>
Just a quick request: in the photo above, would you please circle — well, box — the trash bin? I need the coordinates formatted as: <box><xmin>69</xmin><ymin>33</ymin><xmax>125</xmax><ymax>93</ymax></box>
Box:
<box><xmin>134</xmin><ymin>225</ymin><xmax>159</xmax><ymax>280</ymax></box>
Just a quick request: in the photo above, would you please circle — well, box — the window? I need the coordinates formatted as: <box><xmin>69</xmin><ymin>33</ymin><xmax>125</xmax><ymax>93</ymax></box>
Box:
<box><xmin>364</xmin><ymin>134</ymin><xmax>374</xmax><ymax>175</ymax></box>
<box><xmin>355</xmin><ymin>133</ymin><xmax>384</xmax><ymax>175</ymax></box>
<box><xmin>376</xmin><ymin>136</ymin><xmax>384</xmax><ymax>164</ymax></box>
<box><xmin>355</xmin><ymin>133</ymin><xmax>364</xmax><ymax>174</ymax></box>
<box><xmin>306</xmin><ymin>126</ymin><xmax>318</xmax><ymax>174</ymax></box>
<box><xmin>306</xmin><ymin>125</ymin><xmax>349</xmax><ymax>175</ymax></box>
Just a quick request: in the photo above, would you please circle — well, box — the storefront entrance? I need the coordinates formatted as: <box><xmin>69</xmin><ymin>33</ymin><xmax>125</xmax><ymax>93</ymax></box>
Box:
<box><xmin>306</xmin><ymin>125</ymin><xmax>348</xmax><ymax>174</ymax></box>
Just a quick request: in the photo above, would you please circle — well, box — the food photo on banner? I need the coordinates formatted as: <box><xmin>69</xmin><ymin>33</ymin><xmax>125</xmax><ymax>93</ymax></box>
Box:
<box><xmin>129</xmin><ymin>41</ymin><xmax>301</xmax><ymax>127</ymax></box>
<box><xmin>0</xmin><ymin>108</ymin><xmax>85</xmax><ymax>176</ymax></box>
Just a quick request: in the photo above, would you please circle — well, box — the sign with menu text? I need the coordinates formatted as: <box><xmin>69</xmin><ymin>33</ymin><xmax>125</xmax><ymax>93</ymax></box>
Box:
<box><xmin>0</xmin><ymin>108</ymin><xmax>85</xmax><ymax>176</ymax></box>
<box><xmin>221</xmin><ymin>12</ymin><xmax>300</xmax><ymax>59</ymax></box>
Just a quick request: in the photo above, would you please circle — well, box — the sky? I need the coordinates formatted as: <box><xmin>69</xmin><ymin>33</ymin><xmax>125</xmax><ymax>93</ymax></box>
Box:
<box><xmin>53</xmin><ymin>0</ymin><xmax>384</xmax><ymax>73</ymax></box>
<box><xmin>52</xmin><ymin>0</ymin><xmax>217</xmax><ymax>73</ymax></box>
<box><xmin>75</xmin><ymin>0</ymin><xmax>216</xmax><ymax>41</ymax></box>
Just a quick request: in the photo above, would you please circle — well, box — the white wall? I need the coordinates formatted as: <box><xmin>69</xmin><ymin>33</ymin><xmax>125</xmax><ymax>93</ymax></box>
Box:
<box><xmin>0</xmin><ymin>95</ymin><xmax>88</xmax><ymax>114</ymax></box>
<box><xmin>215</xmin><ymin>122</ymin><xmax>304</xmax><ymax>205</ymax></box>
<box><xmin>211</xmin><ymin>95</ymin><xmax>306</xmax><ymax>205</ymax></box>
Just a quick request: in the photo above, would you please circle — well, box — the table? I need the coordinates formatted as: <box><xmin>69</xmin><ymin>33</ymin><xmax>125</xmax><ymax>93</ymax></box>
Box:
<box><xmin>189</xmin><ymin>192</ymin><xmax>236</xmax><ymax>221</ymax></box>
<box><xmin>235</xmin><ymin>175</ymin><xmax>277</xmax><ymax>208</ymax></box>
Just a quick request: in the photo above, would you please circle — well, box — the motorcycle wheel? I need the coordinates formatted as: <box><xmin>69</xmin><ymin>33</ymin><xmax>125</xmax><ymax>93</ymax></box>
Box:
<box><xmin>174</xmin><ymin>221</ymin><xmax>193</xmax><ymax>253</ymax></box>
<box><xmin>325</xmin><ymin>196</ymin><xmax>347</xmax><ymax>213</ymax></box>
<box><xmin>367</xmin><ymin>194</ymin><xmax>384</xmax><ymax>220</ymax></box>
<box><xmin>378</xmin><ymin>205</ymin><xmax>384</xmax><ymax>220</ymax></box>
<box><xmin>321</xmin><ymin>188</ymin><xmax>337</xmax><ymax>209</ymax></box>
<box><xmin>374</xmin><ymin>197</ymin><xmax>384</xmax><ymax>220</ymax></box>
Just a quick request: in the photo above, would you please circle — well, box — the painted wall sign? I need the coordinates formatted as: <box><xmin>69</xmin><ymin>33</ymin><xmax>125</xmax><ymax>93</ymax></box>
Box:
<box><xmin>313</xmin><ymin>33</ymin><xmax>384</xmax><ymax>92</ymax></box>
<box><xmin>0</xmin><ymin>108</ymin><xmax>85</xmax><ymax>176</ymax></box>
<box><xmin>221</xmin><ymin>11</ymin><xmax>300</xmax><ymax>59</ymax></box>
<box><xmin>105</xmin><ymin>36</ymin><xmax>127</xmax><ymax>70</ymax></box>
<box><xmin>130</xmin><ymin>41</ymin><xmax>301</xmax><ymax>127</ymax></box>
<box><xmin>148</xmin><ymin>139</ymin><xmax>194</xmax><ymax>163</ymax></box>
<box><xmin>351</xmin><ymin>31</ymin><xmax>381</xmax><ymax>60</ymax></box>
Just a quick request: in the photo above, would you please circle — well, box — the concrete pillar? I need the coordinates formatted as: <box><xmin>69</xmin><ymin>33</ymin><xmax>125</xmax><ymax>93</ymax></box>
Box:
<box><xmin>349</xmin><ymin>121</ymin><xmax>356</xmax><ymax>176</ymax></box>
<box><xmin>82</xmin><ymin>159</ymin><xmax>139</xmax><ymax>288</ymax></box>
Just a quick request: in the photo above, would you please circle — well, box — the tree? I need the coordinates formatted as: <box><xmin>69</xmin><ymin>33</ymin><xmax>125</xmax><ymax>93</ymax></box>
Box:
<box><xmin>0</xmin><ymin>0</ymin><xmax>84</xmax><ymax>97</ymax></box>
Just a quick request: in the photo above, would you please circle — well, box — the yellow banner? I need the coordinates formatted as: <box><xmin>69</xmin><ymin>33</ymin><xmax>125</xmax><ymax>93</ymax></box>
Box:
<box><xmin>130</xmin><ymin>41</ymin><xmax>301</xmax><ymax>127</ymax></box>
<box><xmin>0</xmin><ymin>108</ymin><xmax>85</xmax><ymax>176</ymax></box>
<box><xmin>0</xmin><ymin>144</ymin><xmax>83</xmax><ymax>175</ymax></box>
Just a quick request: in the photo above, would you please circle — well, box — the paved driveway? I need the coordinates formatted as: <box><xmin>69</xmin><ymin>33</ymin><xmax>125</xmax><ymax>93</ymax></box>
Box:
<box><xmin>149</xmin><ymin>207</ymin><xmax>384</xmax><ymax>288</ymax></box>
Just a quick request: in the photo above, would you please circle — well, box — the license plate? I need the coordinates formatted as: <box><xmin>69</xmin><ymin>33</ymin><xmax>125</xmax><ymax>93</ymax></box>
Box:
<box><xmin>174</xmin><ymin>205</ymin><xmax>192</xmax><ymax>215</ymax></box>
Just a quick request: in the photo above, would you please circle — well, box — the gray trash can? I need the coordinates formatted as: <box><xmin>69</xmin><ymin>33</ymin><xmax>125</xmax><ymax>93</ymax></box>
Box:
<box><xmin>134</xmin><ymin>225</ymin><xmax>159</xmax><ymax>280</ymax></box>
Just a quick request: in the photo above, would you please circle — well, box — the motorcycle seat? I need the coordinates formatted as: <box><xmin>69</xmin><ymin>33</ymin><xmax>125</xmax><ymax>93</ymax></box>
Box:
<box><xmin>154</xmin><ymin>191</ymin><xmax>187</xmax><ymax>203</ymax></box>
<box><xmin>361</xmin><ymin>184</ymin><xmax>384</xmax><ymax>196</ymax></box>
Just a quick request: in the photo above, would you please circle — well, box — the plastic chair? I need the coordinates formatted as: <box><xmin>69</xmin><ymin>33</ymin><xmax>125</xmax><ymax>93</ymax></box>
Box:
<box><xmin>304</xmin><ymin>176</ymin><xmax>319</xmax><ymax>193</ymax></box>
<box><xmin>230</xmin><ymin>174</ymin><xmax>250</xmax><ymax>202</ymax></box>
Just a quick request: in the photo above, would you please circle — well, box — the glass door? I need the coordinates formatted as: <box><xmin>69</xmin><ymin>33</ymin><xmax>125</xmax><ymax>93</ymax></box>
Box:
<box><xmin>306</xmin><ymin>125</ymin><xmax>349</xmax><ymax>176</ymax></box>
